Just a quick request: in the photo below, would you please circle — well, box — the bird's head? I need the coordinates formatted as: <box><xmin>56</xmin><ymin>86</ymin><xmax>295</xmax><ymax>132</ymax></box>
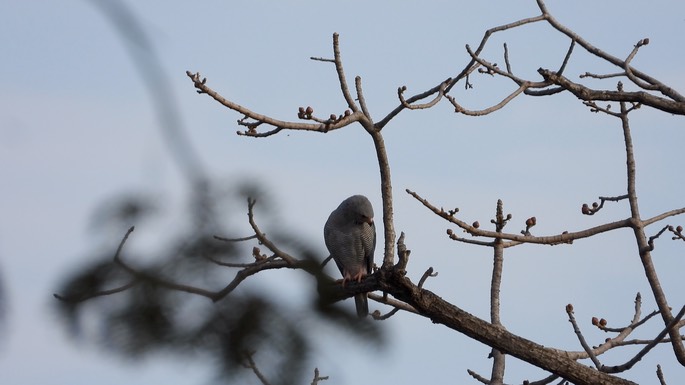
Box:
<box><xmin>340</xmin><ymin>195</ymin><xmax>374</xmax><ymax>225</ymax></box>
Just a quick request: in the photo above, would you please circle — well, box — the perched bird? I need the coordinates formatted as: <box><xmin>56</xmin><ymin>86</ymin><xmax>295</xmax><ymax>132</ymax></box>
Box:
<box><xmin>324</xmin><ymin>195</ymin><xmax>376</xmax><ymax>318</ymax></box>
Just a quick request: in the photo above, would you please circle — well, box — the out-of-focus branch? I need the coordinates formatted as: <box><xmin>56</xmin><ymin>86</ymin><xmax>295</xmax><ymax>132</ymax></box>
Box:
<box><xmin>53</xmin><ymin>280</ymin><xmax>137</xmax><ymax>303</ymax></box>
<box><xmin>54</xmin><ymin>202</ymin><xmax>372</xmax><ymax>307</ymax></box>
<box><xmin>91</xmin><ymin>0</ymin><xmax>205</xmax><ymax>183</ymax></box>
<box><xmin>246</xmin><ymin>198</ymin><xmax>296</xmax><ymax>265</ymax></box>
<box><xmin>310</xmin><ymin>368</ymin><xmax>329</xmax><ymax>385</ymax></box>
<box><xmin>241</xmin><ymin>351</ymin><xmax>272</xmax><ymax>385</ymax></box>
<box><xmin>54</xmin><ymin>226</ymin><xmax>139</xmax><ymax>303</ymax></box>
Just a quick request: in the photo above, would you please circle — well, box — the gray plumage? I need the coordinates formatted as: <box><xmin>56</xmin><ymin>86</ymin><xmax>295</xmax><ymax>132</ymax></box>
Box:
<box><xmin>324</xmin><ymin>195</ymin><xmax>376</xmax><ymax>318</ymax></box>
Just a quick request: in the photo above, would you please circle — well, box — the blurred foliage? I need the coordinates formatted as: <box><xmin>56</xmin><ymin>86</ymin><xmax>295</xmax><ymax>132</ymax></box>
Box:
<box><xmin>54</xmin><ymin>184</ymin><xmax>383</xmax><ymax>384</ymax></box>
<box><xmin>53</xmin><ymin>3</ymin><xmax>383</xmax><ymax>383</ymax></box>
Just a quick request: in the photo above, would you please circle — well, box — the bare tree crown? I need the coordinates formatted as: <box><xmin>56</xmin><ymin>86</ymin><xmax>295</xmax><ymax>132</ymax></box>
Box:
<box><xmin>56</xmin><ymin>1</ymin><xmax>685</xmax><ymax>384</ymax></box>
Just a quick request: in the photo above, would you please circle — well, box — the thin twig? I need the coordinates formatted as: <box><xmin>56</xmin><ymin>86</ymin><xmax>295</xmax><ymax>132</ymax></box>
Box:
<box><xmin>418</xmin><ymin>267</ymin><xmax>437</xmax><ymax>288</ymax></box>
<box><xmin>409</xmin><ymin>188</ymin><xmax>632</xmax><ymax>246</ymax></box>
<box><xmin>581</xmin><ymin>194</ymin><xmax>629</xmax><ymax>216</ymax></box>
<box><xmin>53</xmin><ymin>280</ymin><xmax>138</xmax><ymax>303</ymax></box>
<box><xmin>214</xmin><ymin>234</ymin><xmax>259</xmax><ymax>242</ymax></box>
<box><xmin>447</xmin><ymin>83</ymin><xmax>528</xmax><ymax>116</ymax></box>
<box><xmin>332</xmin><ymin>33</ymin><xmax>359</xmax><ymax>113</ymax></box>
<box><xmin>624</xmin><ymin>38</ymin><xmax>659</xmax><ymax>91</ymax></box>
<box><xmin>310</xmin><ymin>56</ymin><xmax>335</xmax><ymax>63</ymax></box>
<box><xmin>647</xmin><ymin>225</ymin><xmax>671</xmax><ymax>251</ymax></box>
<box><xmin>397</xmin><ymin>78</ymin><xmax>450</xmax><ymax>110</ymax></box>
<box><xmin>186</xmin><ymin>71</ymin><xmax>364</xmax><ymax>136</ymax></box>
<box><xmin>602</xmin><ymin>305</ymin><xmax>685</xmax><ymax>373</ymax></box>
<box><xmin>368</xmin><ymin>293</ymin><xmax>418</xmax><ymax>316</ymax></box>
<box><xmin>656</xmin><ymin>364</ymin><xmax>667</xmax><ymax>385</ymax></box>
<box><xmin>246</xmin><ymin>198</ymin><xmax>296</xmax><ymax>265</ymax></box>
<box><xmin>567</xmin><ymin>305</ymin><xmax>602</xmax><ymax>369</ymax></box>
<box><xmin>466</xmin><ymin>369</ymin><xmax>490</xmax><ymax>384</ymax></box>
<box><xmin>355</xmin><ymin>76</ymin><xmax>372</xmax><ymax>121</ymax></box>
<box><xmin>525</xmin><ymin>373</ymin><xmax>561</xmax><ymax>385</ymax></box>
<box><xmin>557</xmin><ymin>39</ymin><xmax>575</xmax><ymax>75</ymax></box>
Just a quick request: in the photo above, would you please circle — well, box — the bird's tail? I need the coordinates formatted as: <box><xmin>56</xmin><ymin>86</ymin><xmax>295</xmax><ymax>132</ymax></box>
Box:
<box><xmin>354</xmin><ymin>293</ymin><xmax>369</xmax><ymax>318</ymax></box>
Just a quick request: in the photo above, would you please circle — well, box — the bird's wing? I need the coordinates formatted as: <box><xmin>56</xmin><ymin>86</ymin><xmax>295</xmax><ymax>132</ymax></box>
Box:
<box><xmin>362</xmin><ymin>221</ymin><xmax>376</xmax><ymax>274</ymax></box>
<box><xmin>324</xmin><ymin>219</ymin><xmax>356</xmax><ymax>275</ymax></box>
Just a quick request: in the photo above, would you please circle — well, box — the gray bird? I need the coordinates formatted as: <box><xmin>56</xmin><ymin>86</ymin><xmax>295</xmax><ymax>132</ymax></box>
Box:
<box><xmin>324</xmin><ymin>195</ymin><xmax>376</xmax><ymax>318</ymax></box>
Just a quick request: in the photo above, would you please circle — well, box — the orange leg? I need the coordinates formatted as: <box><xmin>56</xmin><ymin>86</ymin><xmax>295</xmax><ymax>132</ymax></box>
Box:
<box><xmin>338</xmin><ymin>270</ymin><xmax>365</xmax><ymax>288</ymax></box>
<box><xmin>351</xmin><ymin>270</ymin><xmax>365</xmax><ymax>283</ymax></box>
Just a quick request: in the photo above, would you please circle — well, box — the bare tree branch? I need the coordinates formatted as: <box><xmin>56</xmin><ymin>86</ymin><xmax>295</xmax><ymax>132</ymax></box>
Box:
<box><xmin>377</xmin><ymin>270</ymin><xmax>638</xmax><ymax>385</ymax></box>
<box><xmin>617</xmin><ymin>102</ymin><xmax>685</xmax><ymax>364</ymax></box>
<box><xmin>60</xmin><ymin>2</ymin><xmax>685</xmax><ymax>383</ymax></box>
<box><xmin>535</xmin><ymin>0</ymin><xmax>685</xmax><ymax>103</ymax></box>
<box><xmin>602</xmin><ymin>306</ymin><xmax>685</xmax><ymax>373</ymax></box>
<box><xmin>331</xmin><ymin>32</ymin><xmax>359</xmax><ymax>113</ymax></box>
<box><xmin>186</xmin><ymin>71</ymin><xmax>366</xmax><ymax>137</ymax></box>
<box><xmin>538</xmin><ymin>69</ymin><xmax>685</xmax><ymax>115</ymax></box>
<box><xmin>567</xmin><ymin>304</ymin><xmax>602</xmax><ymax>369</ymax></box>
<box><xmin>408</xmin><ymin>189</ymin><xmax>630</xmax><ymax>245</ymax></box>
<box><xmin>656</xmin><ymin>364</ymin><xmax>668</xmax><ymax>385</ymax></box>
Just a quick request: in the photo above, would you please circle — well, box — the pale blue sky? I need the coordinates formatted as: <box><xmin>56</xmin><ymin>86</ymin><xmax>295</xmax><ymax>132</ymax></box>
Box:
<box><xmin>1</xmin><ymin>1</ymin><xmax>684</xmax><ymax>384</ymax></box>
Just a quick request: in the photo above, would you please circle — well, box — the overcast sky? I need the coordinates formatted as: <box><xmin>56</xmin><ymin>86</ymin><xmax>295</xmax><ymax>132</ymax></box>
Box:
<box><xmin>2</xmin><ymin>1</ymin><xmax>685</xmax><ymax>384</ymax></box>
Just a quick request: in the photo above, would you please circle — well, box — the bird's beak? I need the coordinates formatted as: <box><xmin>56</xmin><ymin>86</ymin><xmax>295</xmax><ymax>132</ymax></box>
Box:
<box><xmin>366</xmin><ymin>217</ymin><xmax>374</xmax><ymax>225</ymax></box>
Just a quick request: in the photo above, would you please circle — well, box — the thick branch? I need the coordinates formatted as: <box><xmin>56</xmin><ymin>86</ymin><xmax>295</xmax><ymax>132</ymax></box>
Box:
<box><xmin>378</xmin><ymin>269</ymin><xmax>637</xmax><ymax>385</ymax></box>
<box><xmin>538</xmin><ymin>69</ymin><xmax>685</xmax><ymax>115</ymax></box>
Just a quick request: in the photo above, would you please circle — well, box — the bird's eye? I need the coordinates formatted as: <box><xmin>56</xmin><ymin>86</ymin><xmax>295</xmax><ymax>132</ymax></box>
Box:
<box><xmin>358</xmin><ymin>215</ymin><xmax>373</xmax><ymax>225</ymax></box>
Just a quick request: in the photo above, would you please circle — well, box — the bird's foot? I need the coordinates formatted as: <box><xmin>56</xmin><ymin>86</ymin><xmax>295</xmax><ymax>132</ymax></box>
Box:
<box><xmin>351</xmin><ymin>271</ymin><xmax>366</xmax><ymax>283</ymax></box>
